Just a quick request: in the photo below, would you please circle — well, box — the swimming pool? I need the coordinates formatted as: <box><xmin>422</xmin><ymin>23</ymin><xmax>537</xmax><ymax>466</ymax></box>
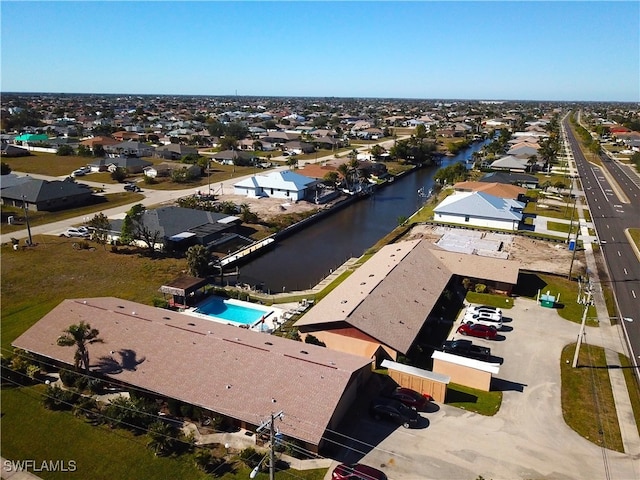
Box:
<box><xmin>194</xmin><ymin>295</ymin><xmax>271</xmax><ymax>325</ymax></box>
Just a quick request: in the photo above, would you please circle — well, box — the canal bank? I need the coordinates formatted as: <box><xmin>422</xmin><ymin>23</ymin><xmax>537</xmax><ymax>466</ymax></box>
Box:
<box><xmin>229</xmin><ymin>138</ymin><xmax>493</xmax><ymax>293</ymax></box>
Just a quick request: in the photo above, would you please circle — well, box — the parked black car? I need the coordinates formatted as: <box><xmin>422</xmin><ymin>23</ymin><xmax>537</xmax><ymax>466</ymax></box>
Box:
<box><xmin>442</xmin><ymin>339</ymin><xmax>491</xmax><ymax>361</ymax></box>
<box><xmin>369</xmin><ymin>397</ymin><xmax>419</xmax><ymax>428</ymax></box>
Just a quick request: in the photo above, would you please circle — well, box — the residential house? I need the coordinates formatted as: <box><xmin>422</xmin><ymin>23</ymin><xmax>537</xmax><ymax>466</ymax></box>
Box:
<box><xmin>105</xmin><ymin>141</ymin><xmax>155</xmax><ymax>158</ymax></box>
<box><xmin>452</xmin><ymin>181</ymin><xmax>526</xmax><ymax>200</ymax></box>
<box><xmin>433</xmin><ymin>191</ymin><xmax>525</xmax><ymax>231</ymax></box>
<box><xmin>1</xmin><ymin>177</ymin><xmax>93</xmax><ymax>211</ymax></box>
<box><xmin>506</xmin><ymin>143</ymin><xmax>539</xmax><ymax>157</ymax></box>
<box><xmin>283</xmin><ymin>140</ymin><xmax>315</xmax><ymax>155</ymax></box>
<box><xmin>1</xmin><ymin>142</ymin><xmax>30</xmax><ymax>157</ymax></box>
<box><xmin>106</xmin><ymin>156</ymin><xmax>153</xmax><ymax>174</ymax></box>
<box><xmin>489</xmin><ymin>155</ymin><xmax>530</xmax><ymax>172</ymax></box>
<box><xmin>479</xmin><ymin>171</ymin><xmax>539</xmax><ymax>189</ymax></box>
<box><xmin>79</xmin><ymin>136</ymin><xmax>120</xmax><ymax>151</ymax></box>
<box><xmin>294</xmin><ymin>240</ymin><xmax>519</xmax><ymax>363</ymax></box>
<box><xmin>154</xmin><ymin>144</ymin><xmax>198</xmax><ymax>160</ymax></box>
<box><xmin>233</xmin><ymin>170</ymin><xmax>319</xmax><ymax>201</ymax></box>
<box><xmin>108</xmin><ymin>206</ymin><xmax>241</xmax><ymax>251</ymax></box>
<box><xmin>143</xmin><ymin>162</ymin><xmax>201</xmax><ymax>179</ymax></box>
<box><xmin>211</xmin><ymin>150</ymin><xmax>258</xmax><ymax>166</ymax></box>
<box><xmin>13</xmin><ymin>297</ymin><xmax>372</xmax><ymax>453</ymax></box>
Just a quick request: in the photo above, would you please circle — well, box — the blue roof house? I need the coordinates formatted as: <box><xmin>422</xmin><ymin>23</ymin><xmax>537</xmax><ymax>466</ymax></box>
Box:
<box><xmin>434</xmin><ymin>191</ymin><xmax>525</xmax><ymax>231</ymax></box>
<box><xmin>233</xmin><ymin>170</ymin><xmax>319</xmax><ymax>201</ymax></box>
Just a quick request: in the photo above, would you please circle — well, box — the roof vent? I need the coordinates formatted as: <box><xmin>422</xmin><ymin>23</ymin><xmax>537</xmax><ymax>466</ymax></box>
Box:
<box><xmin>226</xmin><ymin>384</ymin><xmax>232</xmax><ymax>389</ymax></box>
<box><xmin>132</xmin><ymin>311</ymin><xmax>136</xmax><ymax>315</ymax></box>
<box><xmin>300</xmin><ymin>350</ymin><xmax>308</xmax><ymax>355</ymax></box>
<box><xmin>188</xmin><ymin>322</ymin><xmax>195</xmax><ymax>326</ymax></box>
<box><xmin>265</xmin><ymin>341</ymin><xmax>273</xmax><ymax>346</ymax></box>
<box><xmin>117</xmin><ymin>305</ymin><xmax>124</xmax><ymax>309</ymax></box>
<box><xmin>163</xmin><ymin>316</ymin><xmax>171</xmax><ymax>320</ymax></box>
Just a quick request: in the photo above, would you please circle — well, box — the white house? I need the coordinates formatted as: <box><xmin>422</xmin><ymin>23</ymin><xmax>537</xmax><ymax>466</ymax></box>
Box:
<box><xmin>233</xmin><ymin>170</ymin><xmax>319</xmax><ymax>201</ymax></box>
<box><xmin>434</xmin><ymin>191</ymin><xmax>525</xmax><ymax>231</ymax></box>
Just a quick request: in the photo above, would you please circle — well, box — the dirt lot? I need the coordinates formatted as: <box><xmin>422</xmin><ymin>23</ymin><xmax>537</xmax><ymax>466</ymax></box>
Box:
<box><xmin>217</xmin><ymin>193</ymin><xmax>342</xmax><ymax>222</ymax></box>
<box><xmin>406</xmin><ymin>224</ymin><xmax>586</xmax><ymax>276</ymax></box>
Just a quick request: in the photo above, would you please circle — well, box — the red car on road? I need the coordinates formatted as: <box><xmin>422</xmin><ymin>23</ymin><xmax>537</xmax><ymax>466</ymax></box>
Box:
<box><xmin>457</xmin><ymin>322</ymin><xmax>498</xmax><ymax>340</ymax></box>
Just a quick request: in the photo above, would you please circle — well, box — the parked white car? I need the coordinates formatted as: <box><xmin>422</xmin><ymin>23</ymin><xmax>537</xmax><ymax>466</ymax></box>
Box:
<box><xmin>467</xmin><ymin>305</ymin><xmax>503</xmax><ymax>316</ymax></box>
<box><xmin>60</xmin><ymin>227</ymin><xmax>90</xmax><ymax>238</ymax></box>
<box><xmin>465</xmin><ymin>309</ymin><xmax>502</xmax><ymax>322</ymax></box>
<box><xmin>462</xmin><ymin>315</ymin><xmax>502</xmax><ymax>330</ymax></box>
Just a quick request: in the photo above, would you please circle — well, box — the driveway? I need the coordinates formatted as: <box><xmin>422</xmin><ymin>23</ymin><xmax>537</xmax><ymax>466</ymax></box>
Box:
<box><xmin>330</xmin><ymin>298</ymin><xmax>639</xmax><ymax>480</ymax></box>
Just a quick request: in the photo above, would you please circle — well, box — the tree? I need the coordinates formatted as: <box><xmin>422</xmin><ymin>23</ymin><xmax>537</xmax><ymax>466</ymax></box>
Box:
<box><xmin>186</xmin><ymin>245</ymin><xmax>211</xmax><ymax>278</ymax></box>
<box><xmin>239</xmin><ymin>203</ymin><xmax>258</xmax><ymax>223</ymax></box>
<box><xmin>370</xmin><ymin>144</ymin><xmax>385</xmax><ymax>161</ymax></box>
<box><xmin>414</xmin><ymin>123</ymin><xmax>427</xmax><ymax>140</ymax></box>
<box><xmin>337</xmin><ymin>163</ymin><xmax>351</xmax><ymax>189</ymax></box>
<box><xmin>120</xmin><ymin>204</ymin><xmax>161</xmax><ymax>253</ymax></box>
<box><xmin>286</xmin><ymin>156</ymin><xmax>298</xmax><ymax>169</ymax></box>
<box><xmin>88</xmin><ymin>212</ymin><xmax>111</xmax><ymax>250</ymax></box>
<box><xmin>219</xmin><ymin>136</ymin><xmax>238</xmax><ymax>151</ymax></box>
<box><xmin>56</xmin><ymin>322</ymin><xmax>102</xmax><ymax>373</ymax></box>
<box><xmin>224</xmin><ymin>122</ymin><xmax>249</xmax><ymax>140</ymax></box>
<box><xmin>147</xmin><ymin>421</ymin><xmax>178</xmax><ymax>456</ymax></box>
<box><xmin>77</xmin><ymin>145</ymin><xmax>92</xmax><ymax>157</ymax></box>
<box><xmin>57</xmin><ymin>145</ymin><xmax>75</xmax><ymax>156</ymax></box>
<box><xmin>323</xmin><ymin>171</ymin><xmax>340</xmax><ymax>188</ymax></box>
<box><xmin>93</xmin><ymin>145</ymin><xmax>106</xmax><ymax>158</ymax></box>
<box><xmin>111</xmin><ymin>167</ymin><xmax>127</xmax><ymax>182</ymax></box>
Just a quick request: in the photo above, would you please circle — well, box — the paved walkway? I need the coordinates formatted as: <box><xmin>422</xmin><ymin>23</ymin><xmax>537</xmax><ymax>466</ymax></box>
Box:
<box><xmin>0</xmin><ymin>457</ymin><xmax>43</xmax><ymax>480</ymax></box>
<box><xmin>562</xmin><ymin>124</ymin><xmax>640</xmax><ymax>457</ymax></box>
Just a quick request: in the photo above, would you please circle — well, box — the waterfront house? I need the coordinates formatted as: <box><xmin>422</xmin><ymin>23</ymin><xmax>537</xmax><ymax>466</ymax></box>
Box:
<box><xmin>433</xmin><ymin>191</ymin><xmax>525</xmax><ymax>231</ymax></box>
<box><xmin>452</xmin><ymin>181</ymin><xmax>526</xmax><ymax>200</ymax></box>
<box><xmin>489</xmin><ymin>155</ymin><xmax>529</xmax><ymax>172</ymax></box>
<box><xmin>233</xmin><ymin>170</ymin><xmax>319</xmax><ymax>201</ymax></box>
<box><xmin>479</xmin><ymin>171</ymin><xmax>539</xmax><ymax>189</ymax></box>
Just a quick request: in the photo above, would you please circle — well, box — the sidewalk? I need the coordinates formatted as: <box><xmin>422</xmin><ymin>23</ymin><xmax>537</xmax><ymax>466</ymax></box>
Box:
<box><xmin>563</xmin><ymin>124</ymin><xmax>640</xmax><ymax>456</ymax></box>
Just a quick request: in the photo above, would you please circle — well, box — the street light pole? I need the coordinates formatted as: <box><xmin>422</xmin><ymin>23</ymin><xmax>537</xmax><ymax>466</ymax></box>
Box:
<box><xmin>254</xmin><ymin>410</ymin><xmax>283</xmax><ymax>480</ymax></box>
<box><xmin>22</xmin><ymin>195</ymin><xmax>33</xmax><ymax>246</ymax></box>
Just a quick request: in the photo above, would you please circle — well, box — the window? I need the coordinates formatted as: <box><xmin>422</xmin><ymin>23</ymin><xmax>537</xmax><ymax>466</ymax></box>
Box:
<box><xmin>465</xmin><ymin>216</ymin><xmax>470</xmax><ymax>222</ymax></box>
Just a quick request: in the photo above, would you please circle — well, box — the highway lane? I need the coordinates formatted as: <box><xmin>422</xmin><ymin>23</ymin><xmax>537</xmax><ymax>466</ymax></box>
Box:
<box><xmin>563</xmin><ymin>119</ymin><xmax>640</xmax><ymax>369</ymax></box>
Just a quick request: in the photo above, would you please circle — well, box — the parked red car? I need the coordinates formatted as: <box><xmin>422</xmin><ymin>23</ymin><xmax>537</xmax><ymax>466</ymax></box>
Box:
<box><xmin>457</xmin><ymin>322</ymin><xmax>498</xmax><ymax>340</ymax></box>
<box><xmin>388</xmin><ymin>387</ymin><xmax>432</xmax><ymax>410</ymax></box>
<box><xmin>332</xmin><ymin>463</ymin><xmax>388</xmax><ymax>480</ymax></box>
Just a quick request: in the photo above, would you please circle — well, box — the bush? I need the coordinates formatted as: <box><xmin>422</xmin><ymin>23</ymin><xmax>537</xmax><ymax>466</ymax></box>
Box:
<box><xmin>238</xmin><ymin>447</ymin><xmax>260</xmax><ymax>469</ymax></box>
<box><xmin>43</xmin><ymin>385</ymin><xmax>78</xmax><ymax>410</ymax></box>
<box><xmin>304</xmin><ymin>334</ymin><xmax>326</xmax><ymax>347</ymax></box>
<box><xmin>474</xmin><ymin>283</ymin><xmax>487</xmax><ymax>294</ymax></box>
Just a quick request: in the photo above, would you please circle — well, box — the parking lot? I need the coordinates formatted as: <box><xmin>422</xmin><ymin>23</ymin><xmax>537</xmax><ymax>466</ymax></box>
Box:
<box><xmin>328</xmin><ymin>298</ymin><xmax>638</xmax><ymax>480</ymax></box>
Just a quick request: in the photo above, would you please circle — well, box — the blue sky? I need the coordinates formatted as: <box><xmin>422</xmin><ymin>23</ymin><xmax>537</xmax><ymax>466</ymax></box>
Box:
<box><xmin>1</xmin><ymin>1</ymin><xmax>638</xmax><ymax>101</ymax></box>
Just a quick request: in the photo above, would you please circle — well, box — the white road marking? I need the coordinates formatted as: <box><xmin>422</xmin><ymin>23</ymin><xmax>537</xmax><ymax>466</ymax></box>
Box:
<box><xmin>632</xmin><ymin>290</ymin><xmax>637</xmax><ymax>299</ymax></box>
<box><xmin>624</xmin><ymin>268</ymin><xmax>628</xmax><ymax>275</ymax></box>
<box><xmin>618</xmin><ymin>251</ymin><xmax>621</xmax><ymax>257</ymax></box>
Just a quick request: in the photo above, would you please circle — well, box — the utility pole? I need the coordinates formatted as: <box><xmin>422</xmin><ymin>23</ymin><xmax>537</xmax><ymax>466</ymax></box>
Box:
<box><xmin>254</xmin><ymin>410</ymin><xmax>283</xmax><ymax>480</ymax></box>
<box><xmin>22</xmin><ymin>195</ymin><xmax>33</xmax><ymax>246</ymax></box>
<box><xmin>572</xmin><ymin>283</ymin><xmax>593</xmax><ymax>368</ymax></box>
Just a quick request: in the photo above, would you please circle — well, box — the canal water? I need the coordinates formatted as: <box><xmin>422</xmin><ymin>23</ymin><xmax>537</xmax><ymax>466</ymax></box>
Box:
<box><xmin>236</xmin><ymin>139</ymin><xmax>491</xmax><ymax>292</ymax></box>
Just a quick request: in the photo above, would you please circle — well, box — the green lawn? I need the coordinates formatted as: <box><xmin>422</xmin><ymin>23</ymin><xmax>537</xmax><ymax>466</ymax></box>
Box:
<box><xmin>445</xmin><ymin>383</ymin><xmax>502</xmax><ymax>416</ymax></box>
<box><xmin>524</xmin><ymin>201</ymin><xmax>578</xmax><ymax>221</ymax></box>
<box><xmin>465</xmin><ymin>292</ymin><xmax>515</xmax><ymax>309</ymax></box>
<box><xmin>546</xmin><ymin>221</ymin><xmax>579</xmax><ymax>235</ymax></box>
<box><xmin>560</xmin><ymin>344</ymin><xmax>623</xmax><ymax>452</ymax></box>
<box><xmin>619</xmin><ymin>353</ymin><xmax>640</xmax><ymax>438</ymax></box>
<box><xmin>409</xmin><ymin>188</ymin><xmax>454</xmax><ymax>223</ymax></box>
<box><xmin>629</xmin><ymin>228</ymin><xmax>640</xmax><ymax>252</ymax></box>
<box><xmin>0</xmin><ymin>386</ymin><xmax>327</xmax><ymax>480</ymax></box>
<box><xmin>514</xmin><ymin>273</ymin><xmax>597</xmax><ymax>326</ymax></box>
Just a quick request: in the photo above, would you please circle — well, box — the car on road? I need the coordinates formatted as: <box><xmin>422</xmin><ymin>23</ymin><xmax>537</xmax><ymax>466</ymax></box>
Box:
<box><xmin>457</xmin><ymin>322</ymin><xmax>498</xmax><ymax>340</ymax></box>
<box><xmin>387</xmin><ymin>387</ymin><xmax>432</xmax><ymax>411</ymax></box>
<box><xmin>71</xmin><ymin>168</ymin><xmax>86</xmax><ymax>177</ymax></box>
<box><xmin>60</xmin><ymin>227</ymin><xmax>90</xmax><ymax>238</ymax></box>
<box><xmin>369</xmin><ymin>397</ymin><xmax>419</xmax><ymax>428</ymax></box>
<box><xmin>124</xmin><ymin>183</ymin><xmax>141</xmax><ymax>192</ymax></box>
<box><xmin>331</xmin><ymin>463</ymin><xmax>388</xmax><ymax>480</ymax></box>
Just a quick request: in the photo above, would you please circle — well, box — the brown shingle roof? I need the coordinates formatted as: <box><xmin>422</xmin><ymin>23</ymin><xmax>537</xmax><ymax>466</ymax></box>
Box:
<box><xmin>12</xmin><ymin>297</ymin><xmax>370</xmax><ymax>447</ymax></box>
<box><xmin>453</xmin><ymin>181</ymin><xmax>526</xmax><ymax>199</ymax></box>
<box><xmin>295</xmin><ymin>240</ymin><xmax>520</xmax><ymax>354</ymax></box>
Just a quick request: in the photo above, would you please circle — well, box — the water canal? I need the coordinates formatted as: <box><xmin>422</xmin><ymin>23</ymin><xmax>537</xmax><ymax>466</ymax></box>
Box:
<box><xmin>236</xmin><ymin>139</ymin><xmax>492</xmax><ymax>292</ymax></box>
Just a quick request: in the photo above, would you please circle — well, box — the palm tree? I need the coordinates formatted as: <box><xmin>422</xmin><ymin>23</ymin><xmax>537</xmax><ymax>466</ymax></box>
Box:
<box><xmin>337</xmin><ymin>163</ymin><xmax>351</xmax><ymax>190</ymax></box>
<box><xmin>147</xmin><ymin>420</ymin><xmax>177</xmax><ymax>456</ymax></box>
<box><xmin>186</xmin><ymin>245</ymin><xmax>211</xmax><ymax>278</ymax></box>
<box><xmin>56</xmin><ymin>322</ymin><xmax>102</xmax><ymax>373</ymax></box>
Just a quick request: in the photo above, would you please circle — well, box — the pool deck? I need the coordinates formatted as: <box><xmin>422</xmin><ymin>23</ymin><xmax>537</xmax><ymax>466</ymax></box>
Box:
<box><xmin>180</xmin><ymin>298</ymin><xmax>286</xmax><ymax>333</ymax></box>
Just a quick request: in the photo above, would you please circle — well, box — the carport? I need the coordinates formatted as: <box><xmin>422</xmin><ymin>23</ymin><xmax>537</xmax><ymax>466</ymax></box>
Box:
<box><xmin>381</xmin><ymin>359</ymin><xmax>450</xmax><ymax>402</ymax></box>
<box><xmin>431</xmin><ymin>351</ymin><xmax>500</xmax><ymax>391</ymax></box>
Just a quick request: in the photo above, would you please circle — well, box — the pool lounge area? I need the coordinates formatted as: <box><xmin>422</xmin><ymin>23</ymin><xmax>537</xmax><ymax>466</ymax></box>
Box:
<box><xmin>183</xmin><ymin>295</ymin><xmax>286</xmax><ymax>333</ymax></box>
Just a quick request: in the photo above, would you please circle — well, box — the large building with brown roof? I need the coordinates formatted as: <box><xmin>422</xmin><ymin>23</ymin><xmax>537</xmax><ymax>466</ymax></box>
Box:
<box><xmin>12</xmin><ymin>297</ymin><xmax>372</xmax><ymax>452</ymax></box>
<box><xmin>294</xmin><ymin>240</ymin><xmax>519</xmax><ymax>362</ymax></box>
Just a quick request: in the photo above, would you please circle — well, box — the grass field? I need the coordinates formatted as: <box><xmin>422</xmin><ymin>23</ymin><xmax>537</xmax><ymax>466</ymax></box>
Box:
<box><xmin>561</xmin><ymin>344</ymin><xmax>623</xmax><ymax>452</ymax></box>
<box><xmin>0</xmin><ymin>385</ymin><xmax>327</xmax><ymax>480</ymax></box>
<box><xmin>629</xmin><ymin>228</ymin><xmax>640</xmax><ymax>252</ymax></box>
<box><xmin>546</xmin><ymin>220</ymin><xmax>579</xmax><ymax>235</ymax></box>
<box><xmin>445</xmin><ymin>383</ymin><xmax>502</xmax><ymax>416</ymax></box>
<box><xmin>465</xmin><ymin>292</ymin><xmax>515</xmax><ymax>310</ymax></box>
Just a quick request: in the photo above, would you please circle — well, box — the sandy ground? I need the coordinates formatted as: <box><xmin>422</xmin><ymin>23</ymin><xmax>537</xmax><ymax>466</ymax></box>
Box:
<box><xmin>406</xmin><ymin>224</ymin><xmax>585</xmax><ymax>276</ymax></box>
<box><xmin>220</xmin><ymin>193</ymin><xmax>341</xmax><ymax>221</ymax></box>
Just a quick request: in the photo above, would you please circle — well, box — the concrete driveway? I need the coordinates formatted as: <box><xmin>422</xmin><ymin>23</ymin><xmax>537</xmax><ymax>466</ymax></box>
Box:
<box><xmin>329</xmin><ymin>298</ymin><xmax>639</xmax><ymax>480</ymax></box>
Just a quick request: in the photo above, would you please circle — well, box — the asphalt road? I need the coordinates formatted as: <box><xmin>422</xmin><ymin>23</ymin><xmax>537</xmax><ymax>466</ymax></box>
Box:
<box><xmin>563</xmin><ymin>118</ymin><xmax>640</xmax><ymax>369</ymax></box>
